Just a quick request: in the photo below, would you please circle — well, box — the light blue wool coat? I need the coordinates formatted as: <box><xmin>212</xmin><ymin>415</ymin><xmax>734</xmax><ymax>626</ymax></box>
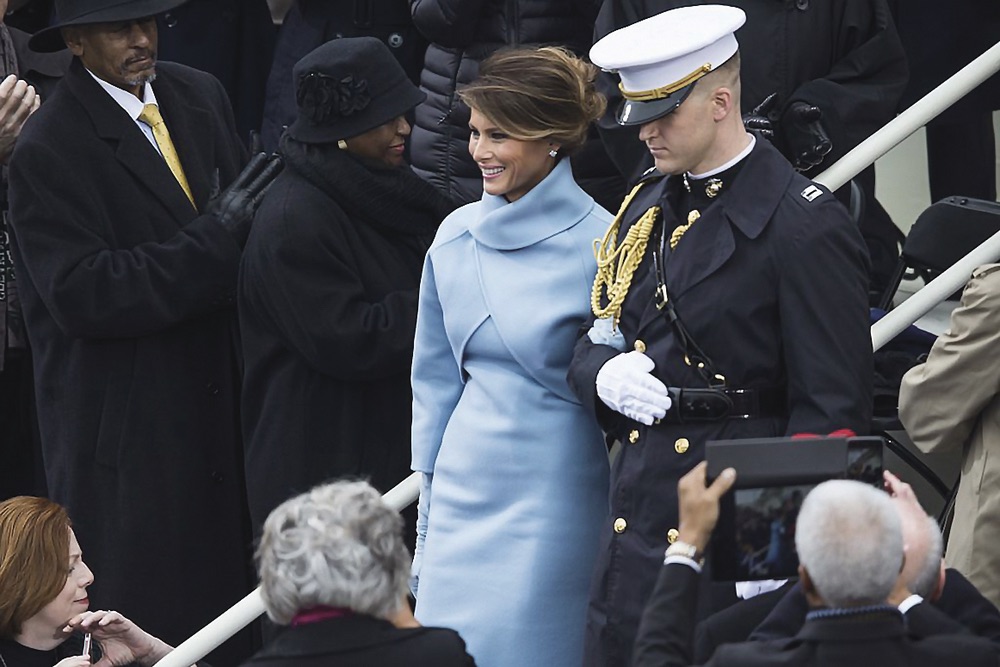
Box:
<box><xmin>411</xmin><ymin>159</ymin><xmax>612</xmax><ymax>667</ymax></box>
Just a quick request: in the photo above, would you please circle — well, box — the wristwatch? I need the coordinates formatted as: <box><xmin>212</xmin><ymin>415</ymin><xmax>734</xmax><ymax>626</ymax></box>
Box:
<box><xmin>664</xmin><ymin>540</ymin><xmax>704</xmax><ymax>566</ymax></box>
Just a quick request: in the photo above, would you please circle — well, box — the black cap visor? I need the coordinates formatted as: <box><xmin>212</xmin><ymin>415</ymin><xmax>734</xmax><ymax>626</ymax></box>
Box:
<box><xmin>615</xmin><ymin>81</ymin><xmax>696</xmax><ymax>126</ymax></box>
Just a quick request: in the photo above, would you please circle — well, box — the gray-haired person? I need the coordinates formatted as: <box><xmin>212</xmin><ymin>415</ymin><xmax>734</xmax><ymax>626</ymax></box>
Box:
<box><xmin>747</xmin><ymin>471</ymin><xmax>1000</xmax><ymax>648</ymax></box>
<box><xmin>244</xmin><ymin>481</ymin><xmax>475</xmax><ymax>667</ymax></box>
<box><xmin>632</xmin><ymin>465</ymin><xmax>998</xmax><ymax>666</ymax></box>
<box><xmin>792</xmin><ymin>480</ymin><xmax>906</xmax><ymax>609</ymax></box>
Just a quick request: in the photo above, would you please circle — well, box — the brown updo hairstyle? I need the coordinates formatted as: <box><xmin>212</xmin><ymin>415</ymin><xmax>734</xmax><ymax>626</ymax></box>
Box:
<box><xmin>458</xmin><ymin>46</ymin><xmax>606</xmax><ymax>155</ymax></box>
<box><xmin>0</xmin><ymin>497</ymin><xmax>72</xmax><ymax>639</ymax></box>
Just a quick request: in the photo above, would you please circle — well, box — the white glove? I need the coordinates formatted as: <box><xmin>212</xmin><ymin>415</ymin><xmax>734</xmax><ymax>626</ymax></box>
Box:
<box><xmin>410</xmin><ymin>472</ymin><xmax>432</xmax><ymax>597</ymax></box>
<box><xmin>596</xmin><ymin>351</ymin><xmax>672</xmax><ymax>425</ymax></box>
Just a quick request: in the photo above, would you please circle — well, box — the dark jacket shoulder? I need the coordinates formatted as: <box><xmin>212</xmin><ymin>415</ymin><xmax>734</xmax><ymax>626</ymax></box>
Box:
<box><xmin>245</xmin><ymin>615</ymin><xmax>476</xmax><ymax>667</ymax></box>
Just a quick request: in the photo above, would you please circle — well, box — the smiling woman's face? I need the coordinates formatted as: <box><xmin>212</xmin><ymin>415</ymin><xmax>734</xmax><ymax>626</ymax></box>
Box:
<box><xmin>30</xmin><ymin>529</ymin><xmax>94</xmax><ymax>633</ymax></box>
<box><xmin>343</xmin><ymin>115</ymin><xmax>411</xmax><ymax>168</ymax></box>
<box><xmin>467</xmin><ymin>107</ymin><xmax>555</xmax><ymax>203</ymax></box>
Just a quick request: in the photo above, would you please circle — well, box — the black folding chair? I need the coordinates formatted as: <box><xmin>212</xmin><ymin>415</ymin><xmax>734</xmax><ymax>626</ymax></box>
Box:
<box><xmin>877</xmin><ymin>196</ymin><xmax>1000</xmax><ymax>311</ymax></box>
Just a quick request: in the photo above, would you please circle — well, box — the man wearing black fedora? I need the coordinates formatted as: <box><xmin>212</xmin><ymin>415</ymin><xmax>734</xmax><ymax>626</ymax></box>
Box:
<box><xmin>6</xmin><ymin>1</ymin><xmax>278</xmax><ymax>663</ymax></box>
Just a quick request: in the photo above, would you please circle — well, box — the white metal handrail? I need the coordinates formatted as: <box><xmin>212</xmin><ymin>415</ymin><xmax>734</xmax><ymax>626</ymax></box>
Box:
<box><xmin>871</xmin><ymin>230</ymin><xmax>1000</xmax><ymax>352</ymax></box>
<box><xmin>157</xmin><ymin>38</ymin><xmax>1000</xmax><ymax>667</ymax></box>
<box><xmin>813</xmin><ymin>39</ymin><xmax>1000</xmax><ymax>351</ymax></box>
<box><xmin>815</xmin><ymin>40</ymin><xmax>1000</xmax><ymax>193</ymax></box>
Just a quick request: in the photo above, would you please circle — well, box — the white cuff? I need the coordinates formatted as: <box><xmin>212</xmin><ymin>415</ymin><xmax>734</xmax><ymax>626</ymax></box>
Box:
<box><xmin>664</xmin><ymin>555</ymin><xmax>703</xmax><ymax>573</ymax></box>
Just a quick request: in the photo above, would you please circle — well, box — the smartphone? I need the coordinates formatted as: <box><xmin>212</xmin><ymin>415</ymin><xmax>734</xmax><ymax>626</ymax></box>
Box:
<box><xmin>707</xmin><ymin>436</ymin><xmax>884</xmax><ymax>581</ymax></box>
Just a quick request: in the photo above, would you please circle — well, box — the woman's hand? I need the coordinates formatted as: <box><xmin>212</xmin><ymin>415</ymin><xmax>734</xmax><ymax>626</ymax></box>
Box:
<box><xmin>64</xmin><ymin>610</ymin><xmax>173</xmax><ymax>667</ymax></box>
<box><xmin>54</xmin><ymin>657</ymin><xmax>91</xmax><ymax>667</ymax></box>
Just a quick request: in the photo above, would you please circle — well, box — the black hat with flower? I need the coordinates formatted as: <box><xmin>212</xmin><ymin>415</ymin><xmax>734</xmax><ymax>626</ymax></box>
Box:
<box><xmin>289</xmin><ymin>36</ymin><xmax>426</xmax><ymax>145</ymax></box>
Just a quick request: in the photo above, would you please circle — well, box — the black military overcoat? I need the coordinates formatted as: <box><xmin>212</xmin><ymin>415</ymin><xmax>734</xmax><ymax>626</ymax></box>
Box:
<box><xmin>567</xmin><ymin>138</ymin><xmax>873</xmax><ymax>667</ymax></box>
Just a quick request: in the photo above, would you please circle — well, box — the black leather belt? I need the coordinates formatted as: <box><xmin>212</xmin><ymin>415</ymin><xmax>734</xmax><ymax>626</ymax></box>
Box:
<box><xmin>663</xmin><ymin>386</ymin><xmax>786</xmax><ymax>423</ymax></box>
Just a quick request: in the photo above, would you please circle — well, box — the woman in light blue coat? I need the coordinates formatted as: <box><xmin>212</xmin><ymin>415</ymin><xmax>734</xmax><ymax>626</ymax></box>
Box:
<box><xmin>410</xmin><ymin>47</ymin><xmax>612</xmax><ymax>667</ymax></box>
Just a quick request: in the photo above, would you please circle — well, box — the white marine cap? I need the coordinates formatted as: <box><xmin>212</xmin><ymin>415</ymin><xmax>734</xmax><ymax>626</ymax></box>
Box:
<box><xmin>590</xmin><ymin>5</ymin><xmax>746</xmax><ymax>126</ymax></box>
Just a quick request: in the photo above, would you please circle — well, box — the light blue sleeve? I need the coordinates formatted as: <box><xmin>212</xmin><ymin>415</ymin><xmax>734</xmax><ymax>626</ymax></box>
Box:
<box><xmin>409</xmin><ymin>251</ymin><xmax>464</xmax><ymax>595</ymax></box>
<box><xmin>410</xmin><ymin>251</ymin><xmax>464</xmax><ymax>474</ymax></box>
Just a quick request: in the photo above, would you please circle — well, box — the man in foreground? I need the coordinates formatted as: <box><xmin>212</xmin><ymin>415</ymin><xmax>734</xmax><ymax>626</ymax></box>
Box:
<box><xmin>634</xmin><ymin>464</ymin><xmax>997</xmax><ymax>666</ymax></box>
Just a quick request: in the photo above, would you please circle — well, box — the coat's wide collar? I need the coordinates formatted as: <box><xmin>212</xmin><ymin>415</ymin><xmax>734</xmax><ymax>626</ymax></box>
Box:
<box><xmin>468</xmin><ymin>159</ymin><xmax>594</xmax><ymax>250</ymax></box>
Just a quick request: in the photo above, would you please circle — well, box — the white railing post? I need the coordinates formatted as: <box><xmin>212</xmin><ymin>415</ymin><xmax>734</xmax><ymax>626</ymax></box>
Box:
<box><xmin>815</xmin><ymin>39</ymin><xmax>1000</xmax><ymax>193</ymax></box>
<box><xmin>152</xmin><ymin>472</ymin><xmax>422</xmax><ymax>667</ymax></box>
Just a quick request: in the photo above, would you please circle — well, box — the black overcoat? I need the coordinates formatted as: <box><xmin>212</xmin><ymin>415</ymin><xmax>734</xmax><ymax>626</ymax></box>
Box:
<box><xmin>8</xmin><ymin>59</ymin><xmax>254</xmax><ymax>665</ymax></box>
<box><xmin>242</xmin><ymin>615</ymin><xmax>476</xmax><ymax>667</ymax></box>
<box><xmin>156</xmin><ymin>0</ymin><xmax>277</xmax><ymax>141</ymax></box>
<box><xmin>891</xmin><ymin>0</ymin><xmax>1000</xmax><ymax>120</ymax></box>
<box><xmin>633</xmin><ymin>564</ymin><xmax>997</xmax><ymax>667</ymax></box>
<box><xmin>238</xmin><ymin>141</ymin><xmax>452</xmax><ymax>536</ymax></box>
<box><xmin>566</xmin><ymin>138</ymin><xmax>873</xmax><ymax>667</ymax></box>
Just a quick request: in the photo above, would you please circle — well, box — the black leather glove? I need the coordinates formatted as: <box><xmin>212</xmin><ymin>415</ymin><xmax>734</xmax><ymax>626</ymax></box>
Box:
<box><xmin>206</xmin><ymin>152</ymin><xmax>283</xmax><ymax>246</ymax></box>
<box><xmin>779</xmin><ymin>101</ymin><xmax>832</xmax><ymax>172</ymax></box>
<box><xmin>248</xmin><ymin>129</ymin><xmax>262</xmax><ymax>155</ymax></box>
<box><xmin>742</xmin><ymin>92</ymin><xmax>778</xmax><ymax>140</ymax></box>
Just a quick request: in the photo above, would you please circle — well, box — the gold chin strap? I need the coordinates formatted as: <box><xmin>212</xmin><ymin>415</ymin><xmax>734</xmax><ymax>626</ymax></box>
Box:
<box><xmin>619</xmin><ymin>63</ymin><xmax>712</xmax><ymax>102</ymax></box>
<box><xmin>591</xmin><ymin>181</ymin><xmax>660</xmax><ymax>328</ymax></box>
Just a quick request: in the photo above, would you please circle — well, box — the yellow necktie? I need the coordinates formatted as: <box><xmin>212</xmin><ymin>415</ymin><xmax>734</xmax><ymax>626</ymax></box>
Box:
<box><xmin>138</xmin><ymin>103</ymin><xmax>196</xmax><ymax>208</ymax></box>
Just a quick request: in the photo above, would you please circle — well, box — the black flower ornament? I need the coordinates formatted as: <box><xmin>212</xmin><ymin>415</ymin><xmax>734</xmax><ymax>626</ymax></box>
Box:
<box><xmin>297</xmin><ymin>72</ymin><xmax>371</xmax><ymax>123</ymax></box>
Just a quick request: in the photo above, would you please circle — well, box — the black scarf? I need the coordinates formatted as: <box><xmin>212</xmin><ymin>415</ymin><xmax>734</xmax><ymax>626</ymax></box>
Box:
<box><xmin>279</xmin><ymin>134</ymin><xmax>456</xmax><ymax>239</ymax></box>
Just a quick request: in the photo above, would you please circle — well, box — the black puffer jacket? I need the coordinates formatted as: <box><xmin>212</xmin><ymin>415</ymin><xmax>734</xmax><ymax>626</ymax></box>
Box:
<box><xmin>409</xmin><ymin>0</ymin><xmax>624</xmax><ymax>210</ymax></box>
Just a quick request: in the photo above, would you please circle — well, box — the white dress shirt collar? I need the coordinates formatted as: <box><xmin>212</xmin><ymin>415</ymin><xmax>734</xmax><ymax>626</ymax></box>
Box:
<box><xmin>85</xmin><ymin>68</ymin><xmax>157</xmax><ymax>120</ymax></box>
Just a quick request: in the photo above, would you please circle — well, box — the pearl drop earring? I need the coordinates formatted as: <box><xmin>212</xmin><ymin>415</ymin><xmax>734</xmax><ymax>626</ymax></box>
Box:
<box><xmin>548</xmin><ymin>148</ymin><xmax>558</xmax><ymax>158</ymax></box>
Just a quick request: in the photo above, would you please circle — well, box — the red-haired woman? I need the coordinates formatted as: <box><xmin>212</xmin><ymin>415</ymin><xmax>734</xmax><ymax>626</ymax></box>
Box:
<box><xmin>0</xmin><ymin>497</ymin><xmax>181</xmax><ymax>667</ymax></box>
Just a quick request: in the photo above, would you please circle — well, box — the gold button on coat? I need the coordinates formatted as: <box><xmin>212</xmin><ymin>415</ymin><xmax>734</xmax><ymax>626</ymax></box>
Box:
<box><xmin>628</xmin><ymin>429</ymin><xmax>640</xmax><ymax>444</ymax></box>
<box><xmin>674</xmin><ymin>438</ymin><xmax>690</xmax><ymax>454</ymax></box>
<box><xmin>667</xmin><ymin>528</ymin><xmax>679</xmax><ymax>543</ymax></box>
<box><xmin>633</xmin><ymin>339</ymin><xmax>646</xmax><ymax>353</ymax></box>
<box><xmin>614</xmin><ymin>518</ymin><xmax>628</xmax><ymax>534</ymax></box>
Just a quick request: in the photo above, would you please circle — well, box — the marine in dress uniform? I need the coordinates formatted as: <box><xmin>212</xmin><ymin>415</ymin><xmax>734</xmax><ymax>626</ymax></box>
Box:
<box><xmin>593</xmin><ymin>0</ymin><xmax>909</xmax><ymax>299</ymax></box>
<box><xmin>565</xmin><ymin>7</ymin><xmax>873</xmax><ymax>666</ymax></box>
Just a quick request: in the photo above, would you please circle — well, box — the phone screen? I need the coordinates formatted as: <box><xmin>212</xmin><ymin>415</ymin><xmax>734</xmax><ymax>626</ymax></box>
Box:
<box><xmin>710</xmin><ymin>437</ymin><xmax>884</xmax><ymax>581</ymax></box>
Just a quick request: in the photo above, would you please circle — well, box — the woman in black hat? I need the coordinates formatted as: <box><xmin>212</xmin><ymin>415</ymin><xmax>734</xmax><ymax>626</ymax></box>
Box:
<box><xmin>237</xmin><ymin>37</ymin><xmax>455</xmax><ymax>543</ymax></box>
